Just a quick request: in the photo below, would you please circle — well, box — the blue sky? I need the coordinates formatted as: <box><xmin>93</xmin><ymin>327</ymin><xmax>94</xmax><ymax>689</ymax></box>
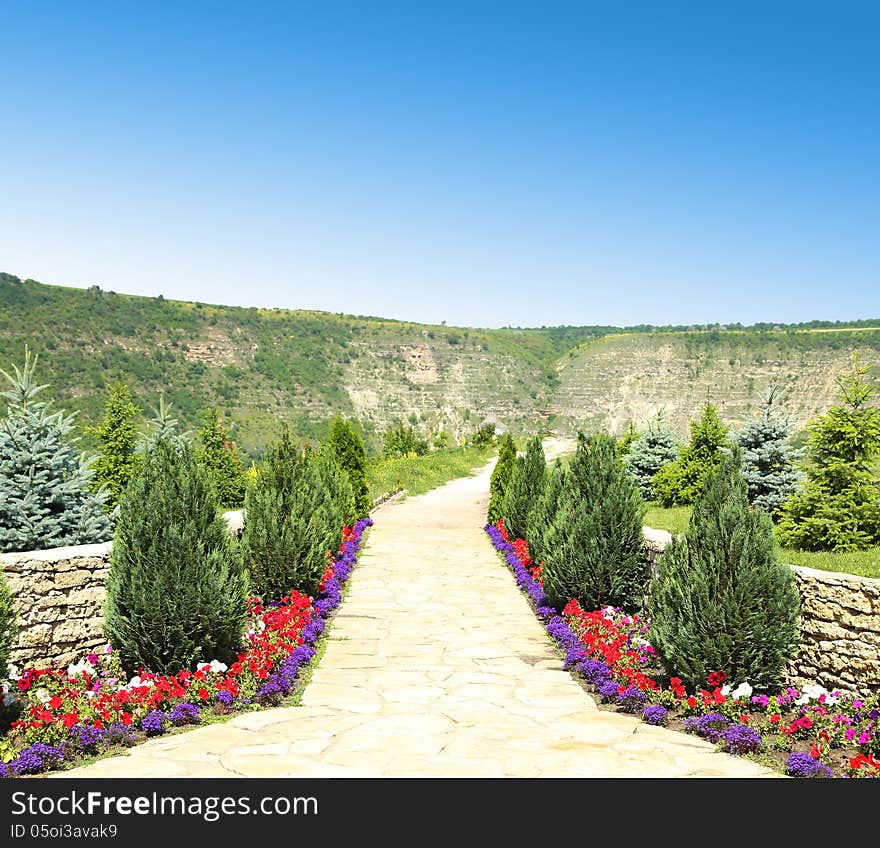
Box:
<box><xmin>1</xmin><ymin>2</ymin><xmax>877</xmax><ymax>327</ymax></box>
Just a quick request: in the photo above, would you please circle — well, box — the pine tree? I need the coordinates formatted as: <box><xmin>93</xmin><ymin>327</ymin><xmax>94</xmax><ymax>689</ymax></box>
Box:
<box><xmin>0</xmin><ymin>570</ymin><xmax>15</xmax><ymax>680</ymax></box>
<box><xmin>778</xmin><ymin>355</ymin><xmax>880</xmax><ymax>551</ymax></box>
<box><xmin>487</xmin><ymin>433</ymin><xmax>516</xmax><ymax>524</ymax></box>
<box><xmin>542</xmin><ymin>433</ymin><xmax>646</xmax><ymax>612</ymax></box>
<box><xmin>325</xmin><ymin>416</ymin><xmax>370</xmax><ymax>516</ymax></box>
<box><xmin>316</xmin><ymin>445</ymin><xmax>357</xmax><ymax>528</ymax></box>
<box><xmin>88</xmin><ymin>382</ymin><xmax>140</xmax><ymax>511</ymax></box>
<box><xmin>616</xmin><ymin>422</ymin><xmax>638</xmax><ymax>456</ymax></box>
<box><xmin>138</xmin><ymin>397</ymin><xmax>190</xmax><ymax>455</ymax></box>
<box><xmin>623</xmin><ymin>413</ymin><xmax>680</xmax><ymax>500</ymax></box>
<box><xmin>526</xmin><ymin>459</ymin><xmax>566</xmax><ymax>565</ymax></box>
<box><xmin>197</xmin><ymin>409</ymin><xmax>246</xmax><ymax>509</ymax></box>
<box><xmin>0</xmin><ymin>348</ymin><xmax>111</xmax><ymax>553</ymax></box>
<box><xmin>649</xmin><ymin>449</ymin><xmax>800</xmax><ymax>691</ymax></box>
<box><xmin>104</xmin><ymin>439</ymin><xmax>248</xmax><ymax>674</ymax></box>
<box><xmin>653</xmin><ymin>402</ymin><xmax>730</xmax><ymax>507</ymax></box>
<box><xmin>737</xmin><ymin>387</ymin><xmax>803</xmax><ymax>516</ymax></box>
<box><xmin>501</xmin><ymin>435</ymin><xmax>546</xmax><ymax>539</ymax></box>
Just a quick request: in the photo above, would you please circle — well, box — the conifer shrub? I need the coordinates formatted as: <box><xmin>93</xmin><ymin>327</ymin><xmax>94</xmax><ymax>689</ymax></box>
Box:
<box><xmin>526</xmin><ymin>459</ymin><xmax>566</xmax><ymax>566</ymax></box>
<box><xmin>487</xmin><ymin>433</ymin><xmax>516</xmax><ymax>524</ymax></box>
<box><xmin>649</xmin><ymin>449</ymin><xmax>800</xmax><ymax>691</ymax></box>
<box><xmin>0</xmin><ymin>571</ymin><xmax>15</xmax><ymax>681</ymax></box>
<box><xmin>242</xmin><ymin>430</ymin><xmax>336</xmax><ymax>600</ymax></box>
<box><xmin>653</xmin><ymin>402</ymin><xmax>730</xmax><ymax>507</ymax></box>
<box><xmin>623</xmin><ymin>414</ymin><xmax>679</xmax><ymax>500</ymax></box>
<box><xmin>542</xmin><ymin>433</ymin><xmax>646</xmax><ymax>612</ymax></box>
<box><xmin>737</xmin><ymin>388</ymin><xmax>803</xmax><ymax>516</ymax></box>
<box><xmin>0</xmin><ymin>349</ymin><xmax>111</xmax><ymax>553</ymax></box>
<box><xmin>325</xmin><ymin>416</ymin><xmax>370</xmax><ymax>516</ymax></box>
<box><xmin>501</xmin><ymin>435</ymin><xmax>546</xmax><ymax>540</ymax></box>
<box><xmin>88</xmin><ymin>382</ymin><xmax>140</xmax><ymax>511</ymax></box>
<box><xmin>778</xmin><ymin>355</ymin><xmax>880</xmax><ymax>551</ymax></box>
<box><xmin>104</xmin><ymin>439</ymin><xmax>248</xmax><ymax>674</ymax></box>
<box><xmin>197</xmin><ymin>408</ymin><xmax>246</xmax><ymax>509</ymax></box>
<box><xmin>316</xmin><ymin>446</ymin><xmax>357</xmax><ymax>529</ymax></box>
<box><xmin>137</xmin><ymin>397</ymin><xmax>190</xmax><ymax>456</ymax></box>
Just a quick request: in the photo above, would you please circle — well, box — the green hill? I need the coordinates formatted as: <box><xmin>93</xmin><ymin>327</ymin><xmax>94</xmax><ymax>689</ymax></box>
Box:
<box><xmin>1</xmin><ymin>272</ymin><xmax>878</xmax><ymax>457</ymax></box>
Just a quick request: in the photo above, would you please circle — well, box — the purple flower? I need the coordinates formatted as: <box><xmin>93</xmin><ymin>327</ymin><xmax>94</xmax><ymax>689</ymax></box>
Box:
<box><xmin>215</xmin><ymin>690</ymin><xmax>235</xmax><ymax>707</ymax></box>
<box><xmin>578</xmin><ymin>659</ymin><xmax>612</xmax><ymax>684</ymax></box>
<box><xmin>642</xmin><ymin>705</ymin><xmax>669</xmax><ymax>726</ymax></box>
<box><xmin>617</xmin><ymin>686</ymin><xmax>647</xmax><ymax>713</ymax></box>
<box><xmin>720</xmin><ymin>725</ymin><xmax>762</xmax><ymax>754</ymax></box>
<box><xmin>168</xmin><ymin>703</ymin><xmax>201</xmax><ymax>726</ymax></box>
<box><xmin>597</xmin><ymin>679</ymin><xmax>620</xmax><ymax>702</ymax></box>
<box><xmin>141</xmin><ymin>710</ymin><xmax>167</xmax><ymax>736</ymax></box>
<box><xmin>786</xmin><ymin>752</ymin><xmax>833</xmax><ymax>778</ymax></box>
<box><xmin>684</xmin><ymin>712</ymin><xmax>730</xmax><ymax>743</ymax></box>
<box><xmin>11</xmin><ymin>743</ymin><xmax>66</xmax><ymax>775</ymax></box>
<box><xmin>103</xmin><ymin>722</ymin><xmax>137</xmax><ymax>747</ymax></box>
<box><xmin>70</xmin><ymin>722</ymin><xmax>104</xmax><ymax>753</ymax></box>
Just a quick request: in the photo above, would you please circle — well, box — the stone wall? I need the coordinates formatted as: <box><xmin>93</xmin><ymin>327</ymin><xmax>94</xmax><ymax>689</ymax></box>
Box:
<box><xmin>641</xmin><ymin>527</ymin><xmax>880</xmax><ymax>697</ymax></box>
<box><xmin>0</xmin><ymin>511</ymin><xmax>244</xmax><ymax>672</ymax></box>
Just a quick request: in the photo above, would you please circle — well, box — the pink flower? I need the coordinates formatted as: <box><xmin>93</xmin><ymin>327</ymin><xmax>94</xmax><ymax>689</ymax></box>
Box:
<box><xmin>845</xmin><ymin>728</ymin><xmax>857</xmax><ymax>741</ymax></box>
<box><xmin>853</xmin><ymin>700</ymin><xmax>864</xmax><ymax>709</ymax></box>
<box><xmin>858</xmin><ymin>732</ymin><xmax>871</xmax><ymax>745</ymax></box>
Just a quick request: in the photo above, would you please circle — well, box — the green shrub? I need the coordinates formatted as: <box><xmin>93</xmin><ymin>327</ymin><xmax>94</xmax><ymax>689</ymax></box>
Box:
<box><xmin>653</xmin><ymin>402</ymin><xmax>730</xmax><ymax>507</ymax></box>
<box><xmin>382</xmin><ymin>421</ymin><xmax>429</xmax><ymax>459</ymax></box>
<box><xmin>0</xmin><ymin>571</ymin><xmax>15</xmax><ymax>680</ymax></box>
<box><xmin>623</xmin><ymin>414</ymin><xmax>679</xmax><ymax>500</ymax></box>
<box><xmin>104</xmin><ymin>439</ymin><xmax>248</xmax><ymax>674</ymax></box>
<box><xmin>242</xmin><ymin>431</ymin><xmax>336</xmax><ymax>600</ymax></box>
<box><xmin>501</xmin><ymin>435</ymin><xmax>546</xmax><ymax>540</ymax></box>
<box><xmin>88</xmin><ymin>382</ymin><xmax>140</xmax><ymax>511</ymax></box>
<box><xmin>526</xmin><ymin>459</ymin><xmax>566</xmax><ymax>565</ymax></box>
<box><xmin>542</xmin><ymin>433</ymin><xmax>646</xmax><ymax>611</ymax></box>
<box><xmin>316</xmin><ymin>446</ymin><xmax>357</xmax><ymax>528</ymax></box>
<box><xmin>487</xmin><ymin>433</ymin><xmax>516</xmax><ymax>524</ymax></box>
<box><xmin>778</xmin><ymin>355</ymin><xmax>880</xmax><ymax>551</ymax></box>
<box><xmin>470</xmin><ymin>422</ymin><xmax>496</xmax><ymax>447</ymax></box>
<box><xmin>649</xmin><ymin>449</ymin><xmax>800</xmax><ymax>691</ymax></box>
<box><xmin>616</xmin><ymin>422</ymin><xmax>638</xmax><ymax>456</ymax></box>
<box><xmin>197</xmin><ymin>409</ymin><xmax>246</xmax><ymax>509</ymax></box>
<box><xmin>325</xmin><ymin>416</ymin><xmax>370</xmax><ymax>516</ymax></box>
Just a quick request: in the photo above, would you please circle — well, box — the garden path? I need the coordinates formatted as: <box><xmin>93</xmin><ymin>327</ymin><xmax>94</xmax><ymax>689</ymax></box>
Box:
<box><xmin>57</xmin><ymin>442</ymin><xmax>773</xmax><ymax>778</ymax></box>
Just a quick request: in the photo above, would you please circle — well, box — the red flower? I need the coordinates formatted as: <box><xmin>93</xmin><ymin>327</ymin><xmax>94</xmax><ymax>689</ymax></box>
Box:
<box><xmin>197</xmin><ymin>688</ymin><xmax>210</xmax><ymax>701</ymax></box>
<box><xmin>739</xmin><ymin>714</ymin><xmax>750</xmax><ymax>724</ymax></box>
<box><xmin>809</xmin><ymin>745</ymin><xmax>822</xmax><ymax>759</ymax></box>
<box><xmin>61</xmin><ymin>713</ymin><xmax>79</xmax><ymax>729</ymax></box>
<box><xmin>121</xmin><ymin>713</ymin><xmax>133</xmax><ymax>725</ymax></box>
<box><xmin>769</xmin><ymin>713</ymin><xmax>781</xmax><ymax>724</ymax></box>
<box><xmin>48</xmin><ymin>695</ymin><xmax>63</xmax><ymax>711</ymax></box>
<box><xmin>686</xmin><ymin>696</ymin><xmax>697</xmax><ymax>709</ymax></box>
<box><xmin>707</xmin><ymin>671</ymin><xmax>727</xmax><ymax>687</ymax></box>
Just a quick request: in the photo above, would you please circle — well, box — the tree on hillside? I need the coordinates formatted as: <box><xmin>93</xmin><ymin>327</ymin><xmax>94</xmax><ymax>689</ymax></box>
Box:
<box><xmin>383</xmin><ymin>421</ymin><xmax>429</xmax><ymax>459</ymax></box>
<box><xmin>325</xmin><ymin>416</ymin><xmax>370</xmax><ymax>516</ymax></box>
<box><xmin>737</xmin><ymin>387</ymin><xmax>803</xmax><ymax>516</ymax></box>
<box><xmin>653</xmin><ymin>402</ymin><xmax>730</xmax><ymax>507</ymax></box>
<box><xmin>501</xmin><ymin>435</ymin><xmax>546</xmax><ymax>540</ymax></box>
<box><xmin>0</xmin><ymin>348</ymin><xmax>111</xmax><ymax>553</ymax></box>
<box><xmin>197</xmin><ymin>409</ymin><xmax>246</xmax><ymax>509</ymax></box>
<box><xmin>778</xmin><ymin>354</ymin><xmax>880</xmax><ymax>551</ymax></box>
<box><xmin>623</xmin><ymin>413</ymin><xmax>679</xmax><ymax>500</ymax></box>
<box><xmin>488</xmin><ymin>433</ymin><xmax>516</xmax><ymax>524</ymax></box>
<box><xmin>88</xmin><ymin>382</ymin><xmax>140</xmax><ymax>511</ymax></box>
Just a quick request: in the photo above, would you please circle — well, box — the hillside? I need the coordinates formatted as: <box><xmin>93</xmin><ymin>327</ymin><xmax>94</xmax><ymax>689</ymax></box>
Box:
<box><xmin>1</xmin><ymin>273</ymin><xmax>878</xmax><ymax>456</ymax></box>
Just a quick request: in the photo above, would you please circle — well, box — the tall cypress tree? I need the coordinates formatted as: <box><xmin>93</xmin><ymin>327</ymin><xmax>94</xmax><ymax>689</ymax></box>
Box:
<box><xmin>778</xmin><ymin>355</ymin><xmax>880</xmax><ymax>551</ymax></box>
<box><xmin>197</xmin><ymin>408</ymin><xmax>246</xmax><ymax>509</ymax></box>
<box><xmin>88</xmin><ymin>382</ymin><xmax>140</xmax><ymax>511</ymax></box>
<box><xmin>0</xmin><ymin>348</ymin><xmax>110</xmax><ymax>553</ymax></box>
<box><xmin>488</xmin><ymin>433</ymin><xmax>516</xmax><ymax>524</ymax></box>
<box><xmin>649</xmin><ymin>449</ymin><xmax>800</xmax><ymax>691</ymax></box>
<box><xmin>104</xmin><ymin>439</ymin><xmax>248</xmax><ymax>673</ymax></box>
<box><xmin>325</xmin><ymin>416</ymin><xmax>370</xmax><ymax>516</ymax></box>
<box><xmin>526</xmin><ymin>459</ymin><xmax>566</xmax><ymax>565</ymax></box>
<box><xmin>501</xmin><ymin>435</ymin><xmax>546</xmax><ymax>540</ymax></box>
<box><xmin>542</xmin><ymin>433</ymin><xmax>646</xmax><ymax>612</ymax></box>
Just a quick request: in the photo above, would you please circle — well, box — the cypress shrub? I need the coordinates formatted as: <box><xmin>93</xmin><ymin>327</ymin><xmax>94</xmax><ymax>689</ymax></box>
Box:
<box><xmin>0</xmin><ymin>571</ymin><xmax>15</xmax><ymax>680</ymax></box>
<box><xmin>197</xmin><ymin>408</ymin><xmax>246</xmax><ymax>509</ymax></box>
<box><xmin>316</xmin><ymin>446</ymin><xmax>357</xmax><ymax>530</ymax></box>
<box><xmin>88</xmin><ymin>382</ymin><xmax>140</xmax><ymax>511</ymax></box>
<box><xmin>526</xmin><ymin>459</ymin><xmax>566</xmax><ymax>565</ymax></box>
<box><xmin>542</xmin><ymin>433</ymin><xmax>646</xmax><ymax>612</ymax></box>
<box><xmin>501</xmin><ymin>436</ymin><xmax>546</xmax><ymax>540</ymax></box>
<box><xmin>649</xmin><ymin>449</ymin><xmax>800</xmax><ymax>691</ymax></box>
<box><xmin>325</xmin><ymin>416</ymin><xmax>370</xmax><ymax>516</ymax></box>
<box><xmin>487</xmin><ymin>433</ymin><xmax>516</xmax><ymax>524</ymax></box>
<box><xmin>104</xmin><ymin>439</ymin><xmax>248</xmax><ymax>674</ymax></box>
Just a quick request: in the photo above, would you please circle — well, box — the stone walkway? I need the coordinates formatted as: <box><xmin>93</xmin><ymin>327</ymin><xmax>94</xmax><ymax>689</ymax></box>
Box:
<box><xmin>57</xmin><ymin>451</ymin><xmax>774</xmax><ymax>778</ymax></box>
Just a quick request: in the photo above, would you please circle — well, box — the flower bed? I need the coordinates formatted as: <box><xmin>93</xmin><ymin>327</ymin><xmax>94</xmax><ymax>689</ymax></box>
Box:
<box><xmin>486</xmin><ymin>520</ymin><xmax>880</xmax><ymax>779</ymax></box>
<box><xmin>0</xmin><ymin>517</ymin><xmax>373</xmax><ymax>777</ymax></box>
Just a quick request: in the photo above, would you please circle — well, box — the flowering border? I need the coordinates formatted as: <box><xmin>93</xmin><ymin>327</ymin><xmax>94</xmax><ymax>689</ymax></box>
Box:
<box><xmin>0</xmin><ymin>517</ymin><xmax>373</xmax><ymax>777</ymax></box>
<box><xmin>485</xmin><ymin>520</ymin><xmax>880</xmax><ymax>779</ymax></box>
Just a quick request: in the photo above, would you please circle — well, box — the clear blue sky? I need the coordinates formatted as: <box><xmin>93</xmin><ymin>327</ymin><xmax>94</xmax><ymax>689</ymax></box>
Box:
<box><xmin>1</xmin><ymin>2</ymin><xmax>877</xmax><ymax>327</ymax></box>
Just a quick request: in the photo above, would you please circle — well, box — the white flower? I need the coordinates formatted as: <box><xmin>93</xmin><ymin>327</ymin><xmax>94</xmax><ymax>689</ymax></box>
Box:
<box><xmin>731</xmin><ymin>682</ymin><xmax>753</xmax><ymax>701</ymax></box>
<box><xmin>795</xmin><ymin>683</ymin><xmax>828</xmax><ymax>705</ymax></box>
<box><xmin>34</xmin><ymin>687</ymin><xmax>51</xmax><ymax>705</ymax></box>
<box><xmin>601</xmin><ymin>606</ymin><xmax>616</xmax><ymax>619</ymax></box>
<box><xmin>209</xmin><ymin>660</ymin><xmax>227</xmax><ymax>674</ymax></box>
<box><xmin>721</xmin><ymin>684</ymin><xmax>731</xmax><ymax>697</ymax></box>
<box><xmin>6</xmin><ymin>663</ymin><xmax>20</xmax><ymax>681</ymax></box>
<box><xmin>67</xmin><ymin>659</ymin><xmax>95</xmax><ymax>679</ymax></box>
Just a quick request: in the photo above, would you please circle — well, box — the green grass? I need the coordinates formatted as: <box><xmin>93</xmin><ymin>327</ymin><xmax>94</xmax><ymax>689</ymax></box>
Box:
<box><xmin>366</xmin><ymin>444</ymin><xmax>495</xmax><ymax>501</ymax></box>
<box><xmin>642</xmin><ymin>503</ymin><xmax>880</xmax><ymax>579</ymax></box>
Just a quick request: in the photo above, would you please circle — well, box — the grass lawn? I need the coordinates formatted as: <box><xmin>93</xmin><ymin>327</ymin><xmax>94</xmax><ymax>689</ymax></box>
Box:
<box><xmin>643</xmin><ymin>503</ymin><xmax>880</xmax><ymax>579</ymax></box>
<box><xmin>366</xmin><ymin>444</ymin><xmax>496</xmax><ymax>501</ymax></box>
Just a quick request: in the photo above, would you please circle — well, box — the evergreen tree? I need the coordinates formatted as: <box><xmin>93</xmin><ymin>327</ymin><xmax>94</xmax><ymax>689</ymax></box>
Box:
<box><xmin>104</xmin><ymin>439</ymin><xmax>248</xmax><ymax>674</ymax></box>
<box><xmin>737</xmin><ymin>387</ymin><xmax>804</xmax><ymax>516</ymax></box>
<box><xmin>616</xmin><ymin>422</ymin><xmax>638</xmax><ymax>456</ymax></box>
<box><xmin>526</xmin><ymin>459</ymin><xmax>566</xmax><ymax>566</ymax></box>
<box><xmin>138</xmin><ymin>397</ymin><xmax>190</xmax><ymax>455</ymax></box>
<box><xmin>487</xmin><ymin>433</ymin><xmax>516</xmax><ymax>524</ymax></box>
<box><xmin>778</xmin><ymin>355</ymin><xmax>880</xmax><ymax>551</ymax></box>
<box><xmin>316</xmin><ymin>445</ymin><xmax>357</xmax><ymax>528</ymax></box>
<box><xmin>542</xmin><ymin>433</ymin><xmax>646</xmax><ymax>612</ymax></box>
<box><xmin>649</xmin><ymin>449</ymin><xmax>800</xmax><ymax>691</ymax></box>
<box><xmin>623</xmin><ymin>413</ymin><xmax>680</xmax><ymax>500</ymax></box>
<box><xmin>0</xmin><ymin>348</ymin><xmax>111</xmax><ymax>553</ymax></box>
<box><xmin>88</xmin><ymin>382</ymin><xmax>140</xmax><ymax>511</ymax></box>
<box><xmin>501</xmin><ymin>435</ymin><xmax>546</xmax><ymax>539</ymax></box>
<box><xmin>653</xmin><ymin>402</ymin><xmax>730</xmax><ymax>507</ymax></box>
<box><xmin>0</xmin><ymin>570</ymin><xmax>15</xmax><ymax>681</ymax></box>
<box><xmin>242</xmin><ymin>431</ymin><xmax>336</xmax><ymax>600</ymax></box>
<box><xmin>325</xmin><ymin>416</ymin><xmax>370</xmax><ymax>516</ymax></box>
<box><xmin>197</xmin><ymin>409</ymin><xmax>246</xmax><ymax>509</ymax></box>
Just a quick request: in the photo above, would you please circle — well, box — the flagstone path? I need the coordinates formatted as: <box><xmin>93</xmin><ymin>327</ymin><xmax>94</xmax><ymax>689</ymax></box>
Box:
<box><xmin>57</xmin><ymin>443</ymin><xmax>774</xmax><ymax>778</ymax></box>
